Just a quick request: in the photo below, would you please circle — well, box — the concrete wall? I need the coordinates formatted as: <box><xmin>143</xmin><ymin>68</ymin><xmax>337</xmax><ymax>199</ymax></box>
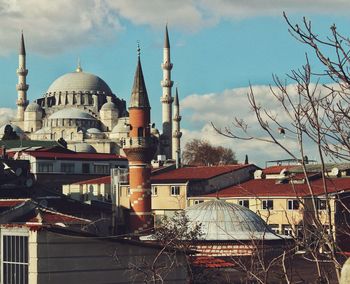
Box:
<box><xmin>35</xmin><ymin>230</ymin><xmax>188</xmax><ymax>284</ymax></box>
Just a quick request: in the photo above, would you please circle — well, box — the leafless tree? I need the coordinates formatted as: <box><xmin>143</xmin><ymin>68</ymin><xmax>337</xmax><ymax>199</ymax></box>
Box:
<box><xmin>212</xmin><ymin>13</ymin><xmax>350</xmax><ymax>283</ymax></box>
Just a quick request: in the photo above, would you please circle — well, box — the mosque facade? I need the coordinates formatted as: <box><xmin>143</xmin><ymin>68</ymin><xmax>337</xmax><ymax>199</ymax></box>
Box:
<box><xmin>3</xmin><ymin>28</ymin><xmax>181</xmax><ymax>159</ymax></box>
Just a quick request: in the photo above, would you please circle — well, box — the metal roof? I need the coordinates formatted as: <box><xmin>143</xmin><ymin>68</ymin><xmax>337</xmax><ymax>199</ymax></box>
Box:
<box><xmin>185</xmin><ymin>199</ymin><xmax>284</xmax><ymax>241</ymax></box>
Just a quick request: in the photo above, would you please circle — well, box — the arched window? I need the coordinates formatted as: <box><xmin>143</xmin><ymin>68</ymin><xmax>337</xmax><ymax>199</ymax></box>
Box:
<box><xmin>138</xmin><ymin>127</ymin><xmax>143</xmax><ymax>137</ymax></box>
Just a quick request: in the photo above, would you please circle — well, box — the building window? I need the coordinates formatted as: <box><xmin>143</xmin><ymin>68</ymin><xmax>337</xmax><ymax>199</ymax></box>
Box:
<box><xmin>317</xmin><ymin>199</ymin><xmax>327</xmax><ymax>210</ymax></box>
<box><xmin>152</xmin><ymin>186</ymin><xmax>158</xmax><ymax>196</ymax></box>
<box><xmin>1</xmin><ymin>234</ymin><xmax>29</xmax><ymax>284</ymax></box>
<box><xmin>288</xmin><ymin>199</ymin><xmax>300</xmax><ymax>210</ymax></box>
<box><xmin>94</xmin><ymin>164</ymin><xmax>109</xmax><ymax>174</ymax></box>
<box><xmin>262</xmin><ymin>199</ymin><xmax>273</xmax><ymax>210</ymax></box>
<box><xmin>239</xmin><ymin>199</ymin><xmax>249</xmax><ymax>208</ymax></box>
<box><xmin>61</xmin><ymin>163</ymin><xmax>75</xmax><ymax>173</ymax></box>
<box><xmin>282</xmin><ymin>225</ymin><xmax>293</xmax><ymax>236</ymax></box>
<box><xmin>194</xmin><ymin>200</ymin><xmax>204</xmax><ymax>205</ymax></box>
<box><xmin>171</xmin><ymin>186</ymin><xmax>180</xmax><ymax>196</ymax></box>
<box><xmin>82</xmin><ymin>163</ymin><xmax>90</xmax><ymax>174</ymax></box>
<box><xmin>269</xmin><ymin>224</ymin><xmax>280</xmax><ymax>234</ymax></box>
<box><xmin>38</xmin><ymin>162</ymin><xmax>53</xmax><ymax>173</ymax></box>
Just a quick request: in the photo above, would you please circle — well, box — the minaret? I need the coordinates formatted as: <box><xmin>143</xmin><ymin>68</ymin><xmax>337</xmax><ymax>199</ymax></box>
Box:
<box><xmin>172</xmin><ymin>87</ymin><xmax>182</xmax><ymax>165</ymax></box>
<box><xmin>160</xmin><ymin>25</ymin><xmax>174</xmax><ymax>159</ymax></box>
<box><xmin>16</xmin><ymin>32</ymin><xmax>29</xmax><ymax>121</ymax></box>
<box><xmin>123</xmin><ymin>47</ymin><xmax>157</xmax><ymax>235</ymax></box>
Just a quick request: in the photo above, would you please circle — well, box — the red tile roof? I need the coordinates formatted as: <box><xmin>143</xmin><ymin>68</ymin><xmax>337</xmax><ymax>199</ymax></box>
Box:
<box><xmin>202</xmin><ymin>177</ymin><xmax>350</xmax><ymax>198</ymax></box>
<box><xmin>151</xmin><ymin>164</ymin><xmax>254</xmax><ymax>183</ymax></box>
<box><xmin>0</xmin><ymin>199</ymin><xmax>28</xmax><ymax>207</ymax></box>
<box><xmin>23</xmin><ymin>151</ymin><xmax>126</xmax><ymax>161</ymax></box>
<box><xmin>263</xmin><ymin>165</ymin><xmax>295</xmax><ymax>175</ymax></box>
<box><xmin>191</xmin><ymin>256</ymin><xmax>236</xmax><ymax>268</ymax></box>
<box><xmin>34</xmin><ymin>209</ymin><xmax>90</xmax><ymax>224</ymax></box>
<box><xmin>73</xmin><ymin>175</ymin><xmax>111</xmax><ymax>185</ymax></box>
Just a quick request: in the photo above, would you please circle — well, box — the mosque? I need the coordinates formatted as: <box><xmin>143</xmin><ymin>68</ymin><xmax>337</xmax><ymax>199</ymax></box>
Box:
<box><xmin>1</xmin><ymin>27</ymin><xmax>182</xmax><ymax>160</ymax></box>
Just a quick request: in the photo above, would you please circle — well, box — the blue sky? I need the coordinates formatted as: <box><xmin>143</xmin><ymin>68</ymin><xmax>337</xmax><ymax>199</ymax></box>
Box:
<box><xmin>1</xmin><ymin>1</ymin><xmax>350</xmax><ymax>166</ymax></box>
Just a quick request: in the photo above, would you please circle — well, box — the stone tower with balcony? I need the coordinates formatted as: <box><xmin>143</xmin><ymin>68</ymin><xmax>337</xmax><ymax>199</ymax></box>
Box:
<box><xmin>16</xmin><ymin>32</ymin><xmax>29</xmax><ymax>122</ymax></box>
<box><xmin>123</xmin><ymin>48</ymin><xmax>157</xmax><ymax>235</ymax></box>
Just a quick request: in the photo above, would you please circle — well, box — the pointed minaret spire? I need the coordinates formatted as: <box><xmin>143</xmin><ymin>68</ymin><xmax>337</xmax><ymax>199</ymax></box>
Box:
<box><xmin>16</xmin><ymin>31</ymin><xmax>29</xmax><ymax>121</ymax></box>
<box><xmin>164</xmin><ymin>24</ymin><xmax>170</xmax><ymax>48</ymax></box>
<box><xmin>131</xmin><ymin>44</ymin><xmax>150</xmax><ymax>108</ymax></box>
<box><xmin>172</xmin><ymin>87</ymin><xmax>182</xmax><ymax>165</ymax></box>
<box><xmin>160</xmin><ymin>25</ymin><xmax>174</xmax><ymax>159</ymax></box>
<box><xmin>19</xmin><ymin>31</ymin><xmax>26</xmax><ymax>55</ymax></box>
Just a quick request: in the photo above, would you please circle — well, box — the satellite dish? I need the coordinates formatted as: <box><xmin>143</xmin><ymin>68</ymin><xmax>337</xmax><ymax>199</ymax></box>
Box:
<box><xmin>280</xmin><ymin>168</ymin><xmax>289</xmax><ymax>176</ymax></box>
<box><xmin>39</xmin><ymin>199</ymin><xmax>48</xmax><ymax>208</ymax></box>
<box><xmin>15</xmin><ymin>167</ymin><xmax>23</xmax><ymax>176</ymax></box>
<box><xmin>254</xmin><ymin>170</ymin><xmax>263</xmax><ymax>179</ymax></box>
<box><xmin>331</xmin><ymin>167</ymin><xmax>340</xmax><ymax>177</ymax></box>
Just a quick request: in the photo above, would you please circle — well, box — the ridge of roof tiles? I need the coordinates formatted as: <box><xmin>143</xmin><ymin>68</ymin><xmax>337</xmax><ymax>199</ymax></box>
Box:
<box><xmin>201</xmin><ymin>177</ymin><xmax>350</xmax><ymax>198</ymax></box>
<box><xmin>151</xmin><ymin>164</ymin><xmax>254</xmax><ymax>182</ymax></box>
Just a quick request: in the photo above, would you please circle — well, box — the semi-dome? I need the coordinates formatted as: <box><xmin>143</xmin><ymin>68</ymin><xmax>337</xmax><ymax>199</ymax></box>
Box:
<box><xmin>112</xmin><ymin>117</ymin><xmax>130</xmax><ymax>133</ymax></box>
<box><xmin>46</xmin><ymin>71</ymin><xmax>112</xmax><ymax>95</ymax></box>
<box><xmin>101</xmin><ymin>102</ymin><xmax>116</xmax><ymax>111</ymax></box>
<box><xmin>86</xmin><ymin>128</ymin><xmax>102</xmax><ymax>134</ymax></box>
<box><xmin>49</xmin><ymin>108</ymin><xmax>96</xmax><ymax>120</ymax></box>
<box><xmin>0</xmin><ymin>124</ymin><xmax>24</xmax><ymax>135</ymax></box>
<box><xmin>72</xmin><ymin>143</ymin><xmax>96</xmax><ymax>153</ymax></box>
<box><xmin>25</xmin><ymin>102</ymin><xmax>42</xmax><ymax>112</ymax></box>
<box><xmin>185</xmin><ymin>200</ymin><xmax>282</xmax><ymax>241</ymax></box>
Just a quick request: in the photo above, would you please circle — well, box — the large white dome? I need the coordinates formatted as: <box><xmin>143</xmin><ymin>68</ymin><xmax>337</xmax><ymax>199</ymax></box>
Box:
<box><xmin>48</xmin><ymin>108</ymin><xmax>96</xmax><ymax>120</ymax></box>
<box><xmin>185</xmin><ymin>199</ymin><xmax>282</xmax><ymax>241</ymax></box>
<box><xmin>46</xmin><ymin>71</ymin><xmax>112</xmax><ymax>95</ymax></box>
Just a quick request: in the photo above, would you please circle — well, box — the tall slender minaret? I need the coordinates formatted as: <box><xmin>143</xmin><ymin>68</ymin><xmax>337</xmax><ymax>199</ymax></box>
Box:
<box><xmin>172</xmin><ymin>87</ymin><xmax>182</xmax><ymax>164</ymax></box>
<box><xmin>16</xmin><ymin>32</ymin><xmax>29</xmax><ymax>121</ymax></box>
<box><xmin>123</xmin><ymin>47</ymin><xmax>157</xmax><ymax>235</ymax></box>
<box><xmin>160</xmin><ymin>25</ymin><xmax>174</xmax><ymax>159</ymax></box>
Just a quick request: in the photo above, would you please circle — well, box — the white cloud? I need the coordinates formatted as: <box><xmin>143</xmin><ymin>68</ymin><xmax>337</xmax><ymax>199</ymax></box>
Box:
<box><xmin>0</xmin><ymin>107</ymin><xmax>16</xmax><ymax>126</ymax></box>
<box><xmin>0</xmin><ymin>0</ymin><xmax>349</xmax><ymax>55</ymax></box>
<box><xmin>180</xmin><ymin>83</ymin><xmax>335</xmax><ymax>165</ymax></box>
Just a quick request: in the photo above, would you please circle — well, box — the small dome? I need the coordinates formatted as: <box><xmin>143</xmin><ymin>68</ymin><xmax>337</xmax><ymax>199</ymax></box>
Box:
<box><xmin>112</xmin><ymin>117</ymin><xmax>130</xmax><ymax>133</ymax></box>
<box><xmin>86</xmin><ymin>128</ymin><xmax>102</xmax><ymax>134</ymax></box>
<box><xmin>49</xmin><ymin>108</ymin><xmax>96</xmax><ymax>120</ymax></box>
<box><xmin>73</xmin><ymin>143</ymin><xmax>96</xmax><ymax>153</ymax></box>
<box><xmin>185</xmin><ymin>200</ymin><xmax>282</xmax><ymax>241</ymax></box>
<box><xmin>101</xmin><ymin>102</ymin><xmax>116</xmax><ymax>111</ymax></box>
<box><xmin>47</xmin><ymin>71</ymin><xmax>112</xmax><ymax>95</ymax></box>
<box><xmin>0</xmin><ymin>124</ymin><xmax>24</xmax><ymax>135</ymax></box>
<box><xmin>34</xmin><ymin>127</ymin><xmax>51</xmax><ymax>134</ymax></box>
<box><xmin>25</xmin><ymin>102</ymin><xmax>42</xmax><ymax>112</ymax></box>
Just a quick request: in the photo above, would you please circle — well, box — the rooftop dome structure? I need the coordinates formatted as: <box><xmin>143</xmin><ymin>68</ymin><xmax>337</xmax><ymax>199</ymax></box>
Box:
<box><xmin>185</xmin><ymin>200</ymin><xmax>282</xmax><ymax>241</ymax></box>
<box><xmin>101</xmin><ymin>102</ymin><xmax>117</xmax><ymax>111</ymax></box>
<box><xmin>72</xmin><ymin>143</ymin><xmax>96</xmax><ymax>153</ymax></box>
<box><xmin>48</xmin><ymin>108</ymin><xmax>96</xmax><ymax>120</ymax></box>
<box><xmin>86</xmin><ymin>128</ymin><xmax>102</xmax><ymax>134</ymax></box>
<box><xmin>25</xmin><ymin>102</ymin><xmax>42</xmax><ymax>112</ymax></box>
<box><xmin>46</xmin><ymin>70</ymin><xmax>112</xmax><ymax>96</ymax></box>
<box><xmin>112</xmin><ymin>117</ymin><xmax>130</xmax><ymax>133</ymax></box>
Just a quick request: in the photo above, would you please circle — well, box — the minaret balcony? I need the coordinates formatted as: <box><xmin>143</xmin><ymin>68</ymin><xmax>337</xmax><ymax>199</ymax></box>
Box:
<box><xmin>173</xmin><ymin>115</ymin><xmax>182</xmax><ymax>122</ymax></box>
<box><xmin>122</xmin><ymin>137</ymin><xmax>158</xmax><ymax>149</ymax></box>
<box><xmin>160</xmin><ymin>96</ymin><xmax>174</xmax><ymax>104</ymax></box>
<box><xmin>16</xmin><ymin>68</ymin><xmax>28</xmax><ymax>76</ymax></box>
<box><xmin>161</xmin><ymin>62</ymin><xmax>173</xmax><ymax>70</ymax></box>
<box><xmin>161</xmin><ymin>79</ymin><xmax>174</xmax><ymax>88</ymax></box>
<box><xmin>16</xmin><ymin>83</ymin><xmax>29</xmax><ymax>91</ymax></box>
<box><xmin>172</xmin><ymin>130</ymin><xmax>182</xmax><ymax>138</ymax></box>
